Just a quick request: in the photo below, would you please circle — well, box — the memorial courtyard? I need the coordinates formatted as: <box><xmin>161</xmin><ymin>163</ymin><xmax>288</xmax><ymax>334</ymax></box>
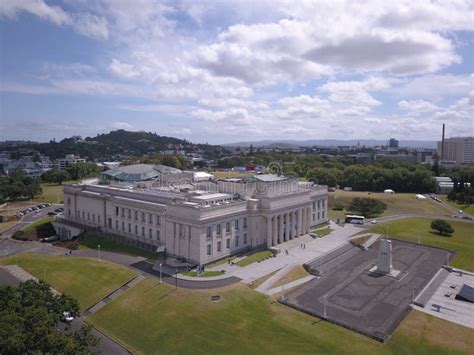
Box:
<box><xmin>283</xmin><ymin>240</ymin><xmax>454</xmax><ymax>342</ymax></box>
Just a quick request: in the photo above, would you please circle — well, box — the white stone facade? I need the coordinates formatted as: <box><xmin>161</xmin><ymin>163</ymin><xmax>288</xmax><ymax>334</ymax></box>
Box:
<box><xmin>59</xmin><ymin>175</ymin><xmax>328</xmax><ymax>265</ymax></box>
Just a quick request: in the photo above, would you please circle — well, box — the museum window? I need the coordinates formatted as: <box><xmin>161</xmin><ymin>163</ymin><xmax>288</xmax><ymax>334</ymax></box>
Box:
<box><xmin>98</xmin><ymin>216</ymin><xmax>101</xmax><ymax>224</ymax></box>
<box><xmin>226</xmin><ymin>221</ymin><xmax>230</xmax><ymax>233</ymax></box>
<box><xmin>135</xmin><ymin>225</ymin><xmax>138</xmax><ymax>234</ymax></box>
<box><xmin>115</xmin><ymin>206</ymin><xmax>119</xmax><ymax>216</ymax></box>
<box><xmin>322</xmin><ymin>211</ymin><xmax>325</xmax><ymax>219</ymax></box>
<box><xmin>216</xmin><ymin>224</ymin><xmax>221</xmax><ymax>235</ymax></box>
<box><xmin>142</xmin><ymin>226</ymin><xmax>145</xmax><ymax>237</ymax></box>
<box><xmin>108</xmin><ymin>218</ymin><xmax>112</xmax><ymax>228</ymax></box>
<box><xmin>156</xmin><ymin>230</ymin><xmax>160</xmax><ymax>240</ymax></box>
<box><xmin>206</xmin><ymin>226</ymin><xmax>212</xmax><ymax>239</ymax></box>
<box><xmin>156</xmin><ymin>215</ymin><xmax>161</xmax><ymax>225</ymax></box>
<box><xmin>226</xmin><ymin>239</ymin><xmax>230</xmax><ymax>248</ymax></box>
<box><xmin>235</xmin><ymin>235</ymin><xmax>239</xmax><ymax>247</ymax></box>
<box><xmin>121</xmin><ymin>208</ymin><xmax>125</xmax><ymax>217</ymax></box>
<box><xmin>243</xmin><ymin>217</ymin><xmax>247</xmax><ymax>228</ymax></box>
<box><xmin>128</xmin><ymin>209</ymin><xmax>131</xmax><ymax>219</ymax></box>
<box><xmin>142</xmin><ymin>212</ymin><xmax>145</xmax><ymax>223</ymax></box>
<box><xmin>82</xmin><ymin>211</ymin><xmax>85</xmax><ymax>219</ymax></box>
<box><xmin>134</xmin><ymin>211</ymin><xmax>138</xmax><ymax>221</ymax></box>
<box><xmin>77</xmin><ymin>210</ymin><xmax>80</xmax><ymax>218</ymax></box>
<box><xmin>149</xmin><ymin>228</ymin><xmax>153</xmax><ymax>238</ymax></box>
<box><xmin>244</xmin><ymin>234</ymin><xmax>247</xmax><ymax>244</ymax></box>
<box><xmin>115</xmin><ymin>220</ymin><xmax>118</xmax><ymax>229</ymax></box>
<box><xmin>318</xmin><ymin>200</ymin><xmax>321</xmax><ymax>209</ymax></box>
<box><xmin>122</xmin><ymin>221</ymin><xmax>125</xmax><ymax>231</ymax></box>
<box><xmin>207</xmin><ymin>244</ymin><xmax>211</xmax><ymax>256</ymax></box>
<box><xmin>313</xmin><ymin>213</ymin><xmax>316</xmax><ymax>221</ymax></box>
<box><xmin>235</xmin><ymin>219</ymin><xmax>239</xmax><ymax>230</ymax></box>
<box><xmin>67</xmin><ymin>197</ymin><xmax>71</xmax><ymax>206</ymax></box>
<box><xmin>128</xmin><ymin>223</ymin><xmax>131</xmax><ymax>233</ymax></box>
<box><xmin>317</xmin><ymin>212</ymin><xmax>320</xmax><ymax>220</ymax></box>
<box><xmin>149</xmin><ymin>213</ymin><xmax>153</xmax><ymax>224</ymax></box>
<box><xmin>87</xmin><ymin>213</ymin><xmax>90</xmax><ymax>221</ymax></box>
<box><xmin>217</xmin><ymin>241</ymin><xmax>221</xmax><ymax>252</ymax></box>
<box><xmin>92</xmin><ymin>214</ymin><xmax>95</xmax><ymax>222</ymax></box>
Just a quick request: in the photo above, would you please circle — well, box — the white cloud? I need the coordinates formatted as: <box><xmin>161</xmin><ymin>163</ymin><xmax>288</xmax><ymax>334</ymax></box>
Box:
<box><xmin>398</xmin><ymin>99</ymin><xmax>439</xmax><ymax>114</ymax></box>
<box><xmin>111</xmin><ymin>122</ymin><xmax>132</xmax><ymax>130</ymax></box>
<box><xmin>73</xmin><ymin>13</ymin><xmax>108</xmax><ymax>40</ymax></box>
<box><xmin>108</xmin><ymin>59</ymin><xmax>140</xmax><ymax>79</ymax></box>
<box><xmin>0</xmin><ymin>0</ymin><xmax>71</xmax><ymax>25</ymax></box>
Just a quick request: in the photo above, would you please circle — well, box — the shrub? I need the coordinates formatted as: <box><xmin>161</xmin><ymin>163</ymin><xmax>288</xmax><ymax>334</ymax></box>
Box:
<box><xmin>431</xmin><ymin>219</ymin><xmax>454</xmax><ymax>236</ymax></box>
<box><xmin>348</xmin><ymin>197</ymin><xmax>387</xmax><ymax>218</ymax></box>
<box><xmin>332</xmin><ymin>202</ymin><xmax>345</xmax><ymax>211</ymax></box>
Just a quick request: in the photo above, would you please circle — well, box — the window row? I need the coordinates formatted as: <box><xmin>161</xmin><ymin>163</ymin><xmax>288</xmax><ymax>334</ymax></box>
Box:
<box><xmin>114</xmin><ymin>206</ymin><xmax>161</xmax><ymax>225</ymax></box>
<box><xmin>206</xmin><ymin>218</ymin><xmax>247</xmax><ymax>239</ymax></box>
<box><xmin>206</xmin><ymin>233</ymin><xmax>248</xmax><ymax>255</ymax></box>
<box><xmin>107</xmin><ymin>218</ymin><xmax>160</xmax><ymax>241</ymax></box>
<box><xmin>77</xmin><ymin>210</ymin><xmax>101</xmax><ymax>225</ymax></box>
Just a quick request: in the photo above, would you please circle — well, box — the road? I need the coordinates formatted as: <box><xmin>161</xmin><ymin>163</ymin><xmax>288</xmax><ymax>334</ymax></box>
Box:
<box><xmin>1</xmin><ymin>204</ymin><xmax>61</xmax><ymax>237</ymax></box>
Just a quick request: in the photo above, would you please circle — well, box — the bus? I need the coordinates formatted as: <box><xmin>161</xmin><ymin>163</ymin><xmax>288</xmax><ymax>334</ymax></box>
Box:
<box><xmin>345</xmin><ymin>215</ymin><xmax>365</xmax><ymax>224</ymax></box>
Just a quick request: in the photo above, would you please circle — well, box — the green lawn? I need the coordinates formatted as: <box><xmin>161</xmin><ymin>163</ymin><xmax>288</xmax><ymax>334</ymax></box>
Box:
<box><xmin>78</xmin><ymin>232</ymin><xmax>156</xmax><ymax>259</ymax></box>
<box><xmin>181</xmin><ymin>271</ymin><xmax>225</xmax><ymax>277</ymax></box>
<box><xmin>329</xmin><ymin>191</ymin><xmax>451</xmax><ymax>217</ymax></box>
<box><xmin>88</xmin><ymin>278</ymin><xmax>474</xmax><ymax>355</ymax></box>
<box><xmin>371</xmin><ymin>218</ymin><xmax>474</xmax><ymax>271</ymax></box>
<box><xmin>0</xmin><ymin>254</ymin><xmax>137</xmax><ymax>311</ymax></box>
<box><xmin>235</xmin><ymin>250</ymin><xmax>273</xmax><ymax>267</ymax></box>
<box><xmin>34</xmin><ymin>181</ymin><xmax>78</xmax><ymax>204</ymax></box>
<box><xmin>314</xmin><ymin>228</ymin><xmax>333</xmax><ymax>237</ymax></box>
<box><xmin>22</xmin><ymin>216</ymin><xmax>54</xmax><ymax>233</ymax></box>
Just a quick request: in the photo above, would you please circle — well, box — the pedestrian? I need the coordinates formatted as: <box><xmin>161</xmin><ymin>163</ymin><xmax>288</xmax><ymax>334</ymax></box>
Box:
<box><xmin>285</xmin><ymin>249</ymin><xmax>288</xmax><ymax>255</ymax></box>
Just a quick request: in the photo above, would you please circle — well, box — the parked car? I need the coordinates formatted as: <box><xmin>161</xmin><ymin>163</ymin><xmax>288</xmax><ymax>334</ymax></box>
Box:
<box><xmin>15</xmin><ymin>212</ymin><xmax>24</xmax><ymax>217</ymax></box>
<box><xmin>47</xmin><ymin>212</ymin><xmax>57</xmax><ymax>216</ymax></box>
<box><xmin>458</xmin><ymin>210</ymin><xmax>463</xmax><ymax>214</ymax></box>
<box><xmin>462</xmin><ymin>216</ymin><xmax>473</xmax><ymax>220</ymax></box>
<box><xmin>54</xmin><ymin>208</ymin><xmax>63</xmax><ymax>213</ymax></box>
<box><xmin>62</xmin><ymin>311</ymin><xmax>74</xmax><ymax>323</ymax></box>
<box><xmin>370</xmin><ymin>220</ymin><xmax>378</xmax><ymax>224</ymax></box>
<box><xmin>41</xmin><ymin>236</ymin><xmax>59</xmax><ymax>243</ymax></box>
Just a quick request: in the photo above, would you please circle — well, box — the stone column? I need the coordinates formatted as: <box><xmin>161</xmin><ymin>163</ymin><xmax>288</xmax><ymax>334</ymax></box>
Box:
<box><xmin>301</xmin><ymin>207</ymin><xmax>306</xmax><ymax>235</ymax></box>
<box><xmin>298</xmin><ymin>208</ymin><xmax>303</xmax><ymax>236</ymax></box>
<box><xmin>306</xmin><ymin>207</ymin><xmax>311</xmax><ymax>233</ymax></box>
<box><xmin>288</xmin><ymin>211</ymin><xmax>293</xmax><ymax>239</ymax></box>
<box><xmin>266</xmin><ymin>216</ymin><xmax>272</xmax><ymax>248</ymax></box>
<box><xmin>272</xmin><ymin>215</ymin><xmax>278</xmax><ymax>246</ymax></box>
<box><xmin>279</xmin><ymin>214</ymin><xmax>284</xmax><ymax>244</ymax></box>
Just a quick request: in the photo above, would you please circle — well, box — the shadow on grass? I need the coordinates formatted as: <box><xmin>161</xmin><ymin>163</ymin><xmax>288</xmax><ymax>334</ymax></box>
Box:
<box><xmin>428</xmin><ymin>231</ymin><xmax>453</xmax><ymax>238</ymax></box>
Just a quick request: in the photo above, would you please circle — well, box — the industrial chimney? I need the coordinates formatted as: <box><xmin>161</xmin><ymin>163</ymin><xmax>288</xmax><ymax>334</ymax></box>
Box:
<box><xmin>441</xmin><ymin>124</ymin><xmax>445</xmax><ymax>160</ymax></box>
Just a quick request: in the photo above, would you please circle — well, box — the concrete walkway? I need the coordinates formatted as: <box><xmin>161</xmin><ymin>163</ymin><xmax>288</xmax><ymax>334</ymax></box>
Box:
<box><xmin>82</xmin><ymin>273</ymin><xmax>146</xmax><ymax>317</ymax></box>
<box><xmin>220</xmin><ymin>222</ymin><xmax>361</xmax><ymax>284</ymax></box>
<box><xmin>255</xmin><ymin>264</ymin><xmax>291</xmax><ymax>293</ymax></box>
<box><xmin>266</xmin><ymin>275</ymin><xmax>315</xmax><ymax>296</ymax></box>
<box><xmin>1</xmin><ymin>264</ymin><xmax>60</xmax><ymax>295</ymax></box>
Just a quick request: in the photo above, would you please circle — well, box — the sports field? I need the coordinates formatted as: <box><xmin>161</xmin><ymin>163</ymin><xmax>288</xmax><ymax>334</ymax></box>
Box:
<box><xmin>328</xmin><ymin>191</ymin><xmax>451</xmax><ymax>219</ymax></box>
<box><xmin>34</xmin><ymin>181</ymin><xmax>78</xmax><ymax>204</ymax></box>
<box><xmin>371</xmin><ymin>218</ymin><xmax>474</xmax><ymax>271</ymax></box>
<box><xmin>0</xmin><ymin>254</ymin><xmax>137</xmax><ymax>311</ymax></box>
<box><xmin>87</xmin><ymin>278</ymin><xmax>474</xmax><ymax>354</ymax></box>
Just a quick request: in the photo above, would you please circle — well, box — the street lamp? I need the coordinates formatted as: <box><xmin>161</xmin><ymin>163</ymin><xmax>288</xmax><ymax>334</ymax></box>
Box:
<box><xmin>159</xmin><ymin>263</ymin><xmax>162</xmax><ymax>284</ymax></box>
<box><xmin>323</xmin><ymin>294</ymin><xmax>328</xmax><ymax>318</ymax></box>
<box><xmin>175</xmin><ymin>267</ymin><xmax>178</xmax><ymax>290</ymax></box>
<box><xmin>98</xmin><ymin>244</ymin><xmax>101</xmax><ymax>262</ymax></box>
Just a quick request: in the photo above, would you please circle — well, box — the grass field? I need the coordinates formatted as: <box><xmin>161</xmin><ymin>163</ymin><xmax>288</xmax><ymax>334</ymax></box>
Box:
<box><xmin>21</xmin><ymin>216</ymin><xmax>54</xmax><ymax>233</ymax></box>
<box><xmin>78</xmin><ymin>232</ymin><xmax>156</xmax><ymax>259</ymax></box>
<box><xmin>329</xmin><ymin>190</ymin><xmax>451</xmax><ymax>218</ymax></box>
<box><xmin>235</xmin><ymin>250</ymin><xmax>273</xmax><ymax>267</ymax></box>
<box><xmin>270</xmin><ymin>265</ymin><xmax>309</xmax><ymax>289</ymax></box>
<box><xmin>34</xmin><ymin>181</ymin><xmax>78</xmax><ymax>204</ymax></box>
<box><xmin>88</xmin><ymin>278</ymin><xmax>474</xmax><ymax>354</ymax></box>
<box><xmin>0</xmin><ymin>254</ymin><xmax>137</xmax><ymax>311</ymax></box>
<box><xmin>371</xmin><ymin>218</ymin><xmax>474</xmax><ymax>271</ymax></box>
<box><xmin>211</xmin><ymin>171</ymin><xmax>251</xmax><ymax>179</ymax></box>
<box><xmin>0</xmin><ymin>220</ymin><xmax>20</xmax><ymax>233</ymax></box>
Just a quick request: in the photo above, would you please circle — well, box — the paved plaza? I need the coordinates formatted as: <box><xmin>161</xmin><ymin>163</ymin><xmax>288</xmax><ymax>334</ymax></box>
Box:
<box><xmin>283</xmin><ymin>240</ymin><xmax>453</xmax><ymax>342</ymax></box>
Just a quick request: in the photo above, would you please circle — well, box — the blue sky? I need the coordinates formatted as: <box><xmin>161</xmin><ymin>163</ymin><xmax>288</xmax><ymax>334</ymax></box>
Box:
<box><xmin>1</xmin><ymin>0</ymin><xmax>473</xmax><ymax>144</ymax></box>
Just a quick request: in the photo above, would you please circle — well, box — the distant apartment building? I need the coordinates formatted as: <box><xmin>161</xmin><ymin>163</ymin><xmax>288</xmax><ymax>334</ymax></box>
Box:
<box><xmin>56</xmin><ymin>154</ymin><xmax>86</xmax><ymax>170</ymax></box>
<box><xmin>437</xmin><ymin>137</ymin><xmax>474</xmax><ymax>165</ymax></box>
<box><xmin>388</xmin><ymin>138</ymin><xmax>399</xmax><ymax>148</ymax></box>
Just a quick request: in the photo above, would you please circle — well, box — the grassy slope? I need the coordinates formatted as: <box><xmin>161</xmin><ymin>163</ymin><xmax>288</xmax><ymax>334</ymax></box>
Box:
<box><xmin>88</xmin><ymin>278</ymin><xmax>473</xmax><ymax>355</ymax></box>
<box><xmin>34</xmin><ymin>181</ymin><xmax>78</xmax><ymax>204</ymax></box>
<box><xmin>270</xmin><ymin>265</ymin><xmax>309</xmax><ymax>289</ymax></box>
<box><xmin>78</xmin><ymin>232</ymin><xmax>156</xmax><ymax>259</ymax></box>
<box><xmin>329</xmin><ymin>191</ymin><xmax>451</xmax><ymax>217</ymax></box>
<box><xmin>235</xmin><ymin>250</ymin><xmax>273</xmax><ymax>267</ymax></box>
<box><xmin>441</xmin><ymin>196</ymin><xmax>474</xmax><ymax>215</ymax></box>
<box><xmin>22</xmin><ymin>216</ymin><xmax>54</xmax><ymax>233</ymax></box>
<box><xmin>0</xmin><ymin>254</ymin><xmax>137</xmax><ymax>311</ymax></box>
<box><xmin>371</xmin><ymin>218</ymin><xmax>474</xmax><ymax>271</ymax></box>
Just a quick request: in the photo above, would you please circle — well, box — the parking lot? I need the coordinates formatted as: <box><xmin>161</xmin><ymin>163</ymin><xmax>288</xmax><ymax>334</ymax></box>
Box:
<box><xmin>283</xmin><ymin>240</ymin><xmax>453</xmax><ymax>342</ymax></box>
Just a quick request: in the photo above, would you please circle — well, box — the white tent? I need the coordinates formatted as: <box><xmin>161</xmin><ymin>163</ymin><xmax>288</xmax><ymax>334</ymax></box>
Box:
<box><xmin>193</xmin><ymin>171</ymin><xmax>215</xmax><ymax>182</ymax></box>
<box><xmin>384</xmin><ymin>189</ymin><xmax>395</xmax><ymax>194</ymax></box>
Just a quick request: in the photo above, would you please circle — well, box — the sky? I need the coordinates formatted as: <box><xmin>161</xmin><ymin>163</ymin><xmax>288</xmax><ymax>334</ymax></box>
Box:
<box><xmin>0</xmin><ymin>0</ymin><xmax>473</xmax><ymax>144</ymax></box>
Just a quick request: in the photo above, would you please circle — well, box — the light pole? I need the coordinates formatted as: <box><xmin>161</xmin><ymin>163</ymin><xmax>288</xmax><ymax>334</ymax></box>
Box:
<box><xmin>159</xmin><ymin>263</ymin><xmax>162</xmax><ymax>284</ymax></box>
<box><xmin>175</xmin><ymin>267</ymin><xmax>178</xmax><ymax>290</ymax></box>
<box><xmin>320</xmin><ymin>255</ymin><xmax>323</xmax><ymax>276</ymax></box>
<box><xmin>323</xmin><ymin>294</ymin><xmax>328</xmax><ymax>318</ymax></box>
<box><xmin>98</xmin><ymin>244</ymin><xmax>101</xmax><ymax>262</ymax></box>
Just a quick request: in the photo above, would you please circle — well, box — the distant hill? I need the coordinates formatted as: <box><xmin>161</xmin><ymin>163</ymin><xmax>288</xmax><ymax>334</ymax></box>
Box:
<box><xmin>226</xmin><ymin>139</ymin><xmax>437</xmax><ymax>149</ymax></box>
<box><xmin>0</xmin><ymin>130</ymin><xmax>224</xmax><ymax>161</ymax></box>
